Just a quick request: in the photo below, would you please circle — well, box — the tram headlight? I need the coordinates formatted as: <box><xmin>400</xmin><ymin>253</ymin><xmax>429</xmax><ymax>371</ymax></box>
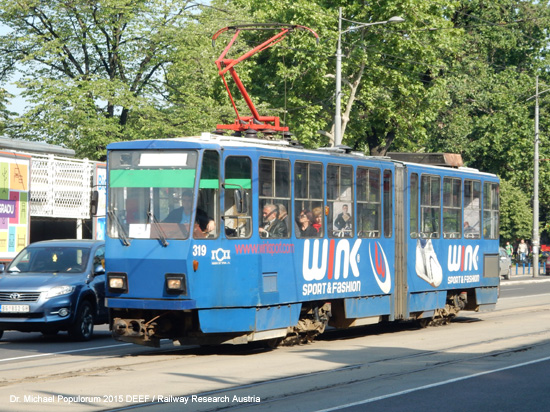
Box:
<box><xmin>165</xmin><ymin>273</ymin><xmax>187</xmax><ymax>295</ymax></box>
<box><xmin>107</xmin><ymin>272</ymin><xmax>128</xmax><ymax>293</ymax></box>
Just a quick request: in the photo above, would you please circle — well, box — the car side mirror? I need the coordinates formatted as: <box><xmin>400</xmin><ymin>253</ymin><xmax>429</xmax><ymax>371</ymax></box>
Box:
<box><xmin>94</xmin><ymin>265</ymin><xmax>106</xmax><ymax>275</ymax></box>
<box><xmin>0</xmin><ymin>263</ymin><xmax>5</xmax><ymax>273</ymax></box>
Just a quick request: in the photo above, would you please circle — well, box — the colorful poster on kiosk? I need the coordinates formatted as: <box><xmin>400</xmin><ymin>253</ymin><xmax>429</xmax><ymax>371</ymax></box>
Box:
<box><xmin>0</xmin><ymin>152</ymin><xmax>31</xmax><ymax>260</ymax></box>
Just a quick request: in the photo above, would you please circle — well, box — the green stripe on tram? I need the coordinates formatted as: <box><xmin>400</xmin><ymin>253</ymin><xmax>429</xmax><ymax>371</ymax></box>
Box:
<box><xmin>224</xmin><ymin>178</ymin><xmax>252</xmax><ymax>190</ymax></box>
<box><xmin>199</xmin><ymin>178</ymin><xmax>219</xmax><ymax>189</ymax></box>
<box><xmin>110</xmin><ymin>169</ymin><xmax>196</xmax><ymax>188</ymax></box>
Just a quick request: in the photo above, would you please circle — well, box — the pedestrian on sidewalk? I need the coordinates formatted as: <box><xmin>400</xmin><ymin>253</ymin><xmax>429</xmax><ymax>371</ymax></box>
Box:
<box><xmin>517</xmin><ymin>239</ymin><xmax>529</xmax><ymax>264</ymax></box>
<box><xmin>505</xmin><ymin>241</ymin><xmax>514</xmax><ymax>258</ymax></box>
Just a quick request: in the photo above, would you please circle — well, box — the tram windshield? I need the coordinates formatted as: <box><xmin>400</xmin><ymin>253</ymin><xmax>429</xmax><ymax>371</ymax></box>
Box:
<box><xmin>107</xmin><ymin>150</ymin><xmax>199</xmax><ymax>241</ymax></box>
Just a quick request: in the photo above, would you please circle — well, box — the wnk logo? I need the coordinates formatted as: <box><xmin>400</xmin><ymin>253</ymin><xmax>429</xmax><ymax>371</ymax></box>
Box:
<box><xmin>368</xmin><ymin>242</ymin><xmax>392</xmax><ymax>294</ymax></box>
<box><xmin>302</xmin><ymin>239</ymin><xmax>361</xmax><ymax>281</ymax></box>
<box><xmin>448</xmin><ymin>245</ymin><xmax>479</xmax><ymax>272</ymax></box>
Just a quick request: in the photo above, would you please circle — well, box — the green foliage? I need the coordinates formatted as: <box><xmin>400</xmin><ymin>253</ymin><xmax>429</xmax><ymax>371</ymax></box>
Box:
<box><xmin>499</xmin><ymin>179</ymin><xmax>532</xmax><ymax>242</ymax></box>
<box><xmin>0</xmin><ymin>0</ymin><xmax>199</xmax><ymax>159</ymax></box>
<box><xmin>214</xmin><ymin>0</ymin><xmax>336</xmax><ymax>146</ymax></box>
<box><xmin>163</xmin><ymin>0</ymin><xmax>243</xmax><ymax>136</ymax></box>
<box><xmin>229</xmin><ymin>0</ymin><xmax>464</xmax><ymax>152</ymax></box>
<box><xmin>0</xmin><ymin>88</ymin><xmax>13</xmax><ymax>134</ymax></box>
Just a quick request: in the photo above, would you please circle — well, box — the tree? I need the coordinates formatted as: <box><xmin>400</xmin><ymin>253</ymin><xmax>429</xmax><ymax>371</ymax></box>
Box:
<box><xmin>0</xmin><ymin>87</ymin><xmax>13</xmax><ymax>134</ymax></box>
<box><xmin>499</xmin><ymin>179</ymin><xmax>532</xmax><ymax>242</ymax></box>
<box><xmin>211</xmin><ymin>0</ymin><xmax>335</xmax><ymax>146</ymax></box>
<box><xmin>427</xmin><ymin>1</ymin><xmax>550</xmax><ymax>173</ymax></box>
<box><xmin>167</xmin><ymin>0</ymin><xmax>334</xmax><ymax>146</ymax></box>
<box><xmin>0</xmin><ymin>0</ymin><xmax>200</xmax><ymax>159</ymax></box>
<box><xmin>162</xmin><ymin>0</ymin><xmax>245</xmax><ymax>136</ymax></box>
<box><xmin>230</xmin><ymin>0</ymin><xmax>472</xmax><ymax>153</ymax></box>
<box><xmin>425</xmin><ymin>1</ymin><xmax>550</xmax><ymax>238</ymax></box>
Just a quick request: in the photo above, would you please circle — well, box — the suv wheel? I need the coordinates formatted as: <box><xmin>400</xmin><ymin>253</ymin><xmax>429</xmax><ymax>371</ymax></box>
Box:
<box><xmin>69</xmin><ymin>301</ymin><xmax>94</xmax><ymax>341</ymax></box>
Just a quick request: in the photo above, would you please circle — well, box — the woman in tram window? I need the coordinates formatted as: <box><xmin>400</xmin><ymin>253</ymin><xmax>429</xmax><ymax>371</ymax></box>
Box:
<box><xmin>296</xmin><ymin>210</ymin><xmax>317</xmax><ymax>238</ymax></box>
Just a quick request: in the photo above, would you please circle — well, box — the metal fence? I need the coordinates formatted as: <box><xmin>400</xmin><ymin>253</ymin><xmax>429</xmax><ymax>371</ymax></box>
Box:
<box><xmin>29</xmin><ymin>154</ymin><xmax>95</xmax><ymax>219</ymax></box>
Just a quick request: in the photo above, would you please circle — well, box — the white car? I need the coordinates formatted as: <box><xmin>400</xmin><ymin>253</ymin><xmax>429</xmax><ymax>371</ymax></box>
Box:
<box><xmin>499</xmin><ymin>247</ymin><xmax>512</xmax><ymax>279</ymax></box>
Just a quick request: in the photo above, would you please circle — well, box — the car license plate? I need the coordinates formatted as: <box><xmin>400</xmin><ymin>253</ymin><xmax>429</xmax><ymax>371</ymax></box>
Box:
<box><xmin>0</xmin><ymin>304</ymin><xmax>30</xmax><ymax>313</ymax></box>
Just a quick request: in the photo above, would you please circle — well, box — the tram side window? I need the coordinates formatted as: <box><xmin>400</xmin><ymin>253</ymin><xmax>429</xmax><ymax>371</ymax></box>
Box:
<box><xmin>464</xmin><ymin>179</ymin><xmax>481</xmax><ymax>239</ymax></box>
<box><xmin>483</xmin><ymin>182</ymin><xmax>499</xmax><ymax>239</ymax></box>
<box><xmin>443</xmin><ymin>177</ymin><xmax>462</xmax><ymax>239</ymax></box>
<box><xmin>383</xmin><ymin>170</ymin><xmax>392</xmax><ymax>238</ymax></box>
<box><xmin>410</xmin><ymin>173</ymin><xmax>419</xmax><ymax>238</ymax></box>
<box><xmin>420</xmin><ymin>175</ymin><xmax>440</xmax><ymax>238</ymax></box>
<box><xmin>259</xmin><ymin>158</ymin><xmax>290</xmax><ymax>238</ymax></box>
<box><xmin>294</xmin><ymin>162</ymin><xmax>324</xmax><ymax>237</ymax></box>
<box><xmin>328</xmin><ymin>164</ymin><xmax>353</xmax><ymax>238</ymax></box>
<box><xmin>195</xmin><ymin>150</ymin><xmax>219</xmax><ymax>239</ymax></box>
<box><xmin>357</xmin><ymin>167</ymin><xmax>381</xmax><ymax>238</ymax></box>
<box><xmin>223</xmin><ymin>156</ymin><xmax>252</xmax><ymax>238</ymax></box>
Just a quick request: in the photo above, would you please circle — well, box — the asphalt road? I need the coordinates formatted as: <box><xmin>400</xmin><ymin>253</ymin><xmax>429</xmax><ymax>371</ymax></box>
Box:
<box><xmin>329</xmin><ymin>357</ymin><xmax>550</xmax><ymax>412</ymax></box>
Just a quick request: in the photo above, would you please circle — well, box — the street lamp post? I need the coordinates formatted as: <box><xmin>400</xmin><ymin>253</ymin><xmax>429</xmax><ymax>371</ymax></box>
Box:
<box><xmin>529</xmin><ymin>76</ymin><xmax>550</xmax><ymax>276</ymax></box>
<box><xmin>527</xmin><ymin>76</ymin><xmax>550</xmax><ymax>277</ymax></box>
<box><xmin>334</xmin><ymin>7</ymin><xmax>404</xmax><ymax>147</ymax></box>
<box><xmin>534</xmin><ymin>77</ymin><xmax>540</xmax><ymax>277</ymax></box>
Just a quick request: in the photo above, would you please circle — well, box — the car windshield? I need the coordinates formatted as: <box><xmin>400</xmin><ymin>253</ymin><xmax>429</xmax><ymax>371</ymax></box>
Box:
<box><xmin>7</xmin><ymin>246</ymin><xmax>91</xmax><ymax>274</ymax></box>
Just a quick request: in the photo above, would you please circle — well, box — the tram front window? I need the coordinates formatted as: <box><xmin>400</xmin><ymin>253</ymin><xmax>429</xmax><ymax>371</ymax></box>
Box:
<box><xmin>107</xmin><ymin>150</ymin><xmax>199</xmax><ymax>241</ymax></box>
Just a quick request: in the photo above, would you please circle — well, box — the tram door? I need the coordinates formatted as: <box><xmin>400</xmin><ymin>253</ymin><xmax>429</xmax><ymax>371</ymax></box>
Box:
<box><xmin>215</xmin><ymin>155</ymin><xmax>260</xmax><ymax>306</ymax></box>
<box><xmin>222</xmin><ymin>155</ymin><xmax>253</xmax><ymax>240</ymax></box>
<box><xmin>393</xmin><ymin>164</ymin><xmax>408</xmax><ymax>319</ymax></box>
<box><xmin>256</xmin><ymin>158</ymin><xmax>294</xmax><ymax>304</ymax></box>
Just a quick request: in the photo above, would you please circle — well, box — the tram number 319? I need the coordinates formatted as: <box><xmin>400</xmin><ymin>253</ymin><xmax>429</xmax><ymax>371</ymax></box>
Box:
<box><xmin>193</xmin><ymin>244</ymin><xmax>207</xmax><ymax>256</ymax></box>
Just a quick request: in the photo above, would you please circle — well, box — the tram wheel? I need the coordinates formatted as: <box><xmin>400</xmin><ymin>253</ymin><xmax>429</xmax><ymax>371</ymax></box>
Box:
<box><xmin>418</xmin><ymin>318</ymin><xmax>431</xmax><ymax>328</ymax></box>
<box><xmin>263</xmin><ymin>338</ymin><xmax>283</xmax><ymax>349</ymax></box>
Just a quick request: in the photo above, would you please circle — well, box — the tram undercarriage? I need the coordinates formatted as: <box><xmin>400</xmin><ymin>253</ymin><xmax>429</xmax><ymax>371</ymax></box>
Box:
<box><xmin>109</xmin><ymin>288</ymin><xmax>487</xmax><ymax>348</ymax></box>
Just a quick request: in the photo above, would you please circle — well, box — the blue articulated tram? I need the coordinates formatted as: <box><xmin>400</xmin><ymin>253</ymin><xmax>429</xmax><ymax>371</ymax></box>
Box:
<box><xmin>105</xmin><ymin>133</ymin><xmax>500</xmax><ymax>347</ymax></box>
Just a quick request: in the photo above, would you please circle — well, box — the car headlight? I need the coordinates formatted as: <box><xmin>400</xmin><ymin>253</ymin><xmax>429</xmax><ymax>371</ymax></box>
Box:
<box><xmin>45</xmin><ymin>285</ymin><xmax>74</xmax><ymax>299</ymax></box>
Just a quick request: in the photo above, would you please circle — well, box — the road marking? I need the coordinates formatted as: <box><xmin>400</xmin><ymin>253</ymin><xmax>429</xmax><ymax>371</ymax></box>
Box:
<box><xmin>315</xmin><ymin>355</ymin><xmax>550</xmax><ymax>412</ymax></box>
<box><xmin>0</xmin><ymin>342</ymin><xmax>133</xmax><ymax>363</ymax></box>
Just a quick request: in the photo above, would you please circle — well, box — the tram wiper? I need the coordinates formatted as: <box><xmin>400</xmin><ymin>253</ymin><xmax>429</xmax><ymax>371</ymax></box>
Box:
<box><xmin>147</xmin><ymin>209</ymin><xmax>169</xmax><ymax>247</ymax></box>
<box><xmin>108</xmin><ymin>209</ymin><xmax>131</xmax><ymax>246</ymax></box>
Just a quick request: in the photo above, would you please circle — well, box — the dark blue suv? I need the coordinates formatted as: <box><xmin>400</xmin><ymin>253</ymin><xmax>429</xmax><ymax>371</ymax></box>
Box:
<box><xmin>0</xmin><ymin>239</ymin><xmax>106</xmax><ymax>341</ymax></box>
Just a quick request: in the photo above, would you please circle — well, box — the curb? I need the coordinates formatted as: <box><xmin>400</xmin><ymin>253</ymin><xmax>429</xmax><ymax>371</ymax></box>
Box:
<box><xmin>500</xmin><ymin>275</ymin><xmax>550</xmax><ymax>285</ymax></box>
